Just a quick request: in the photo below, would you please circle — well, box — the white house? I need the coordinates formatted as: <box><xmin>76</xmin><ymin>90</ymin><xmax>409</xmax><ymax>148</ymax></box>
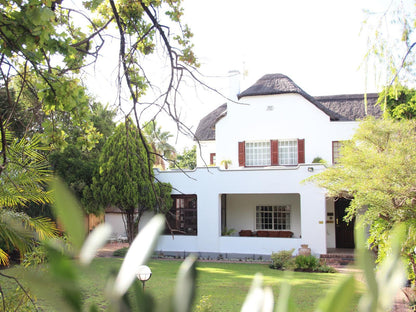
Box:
<box><xmin>106</xmin><ymin>73</ymin><xmax>381</xmax><ymax>258</ymax></box>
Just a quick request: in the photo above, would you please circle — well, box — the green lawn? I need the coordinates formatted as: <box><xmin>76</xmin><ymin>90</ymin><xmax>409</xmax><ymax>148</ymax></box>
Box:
<box><xmin>1</xmin><ymin>258</ymin><xmax>363</xmax><ymax>311</ymax></box>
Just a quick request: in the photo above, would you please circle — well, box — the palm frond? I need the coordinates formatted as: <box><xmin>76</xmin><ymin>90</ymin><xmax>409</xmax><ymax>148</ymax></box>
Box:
<box><xmin>0</xmin><ymin>248</ymin><xmax>9</xmax><ymax>266</ymax></box>
<box><xmin>23</xmin><ymin>215</ymin><xmax>59</xmax><ymax>240</ymax></box>
<box><xmin>0</xmin><ymin>209</ymin><xmax>32</xmax><ymax>256</ymax></box>
<box><xmin>0</xmin><ymin>132</ymin><xmax>52</xmax><ymax>207</ymax></box>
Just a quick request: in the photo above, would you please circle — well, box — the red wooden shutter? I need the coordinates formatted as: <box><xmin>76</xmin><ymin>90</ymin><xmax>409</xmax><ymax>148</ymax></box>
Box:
<box><xmin>271</xmin><ymin>140</ymin><xmax>279</xmax><ymax>165</ymax></box>
<box><xmin>210</xmin><ymin>153</ymin><xmax>216</xmax><ymax>165</ymax></box>
<box><xmin>238</xmin><ymin>141</ymin><xmax>245</xmax><ymax>166</ymax></box>
<box><xmin>298</xmin><ymin>139</ymin><xmax>305</xmax><ymax>164</ymax></box>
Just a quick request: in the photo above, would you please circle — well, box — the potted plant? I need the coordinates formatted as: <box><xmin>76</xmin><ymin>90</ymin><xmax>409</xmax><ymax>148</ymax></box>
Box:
<box><xmin>220</xmin><ymin>159</ymin><xmax>232</xmax><ymax>169</ymax></box>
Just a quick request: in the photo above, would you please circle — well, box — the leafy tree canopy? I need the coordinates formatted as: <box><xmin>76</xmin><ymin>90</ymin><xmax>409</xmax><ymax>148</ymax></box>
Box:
<box><xmin>49</xmin><ymin>102</ymin><xmax>116</xmax><ymax>214</ymax></box>
<box><xmin>378</xmin><ymin>85</ymin><xmax>416</xmax><ymax>120</ymax></box>
<box><xmin>173</xmin><ymin>145</ymin><xmax>196</xmax><ymax>170</ymax></box>
<box><xmin>308</xmin><ymin>117</ymin><xmax>416</xmax><ymax>281</ymax></box>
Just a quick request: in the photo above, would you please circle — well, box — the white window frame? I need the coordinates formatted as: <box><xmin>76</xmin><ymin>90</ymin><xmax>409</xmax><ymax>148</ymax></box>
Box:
<box><xmin>278</xmin><ymin>139</ymin><xmax>298</xmax><ymax>165</ymax></box>
<box><xmin>332</xmin><ymin>141</ymin><xmax>343</xmax><ymax>164</ymax></box>
<box><xmin>255</xmin><ymin>205</ymin><xmax>291</xmax><ymax>230</ymax></box>
<box><xmin>245</xmin><ymin>141</ymin><xmax>271</xmax><ymax>166</ymax></box>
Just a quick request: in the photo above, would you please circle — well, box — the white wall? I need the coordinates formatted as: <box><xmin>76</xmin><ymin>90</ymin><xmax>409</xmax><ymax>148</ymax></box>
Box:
<box><xmin>196</xmin><ymin>140</ymin><xmax>216</xmax><ymax>167</ymax></box>
<box><xmin>215</xmin><ymin>94</ymin><xmax>358</xmax><ymax>168</ymax></box>
<box><xmin>153</xmin><ymin>164</ymin><xmax>328</xmax><ymax>256</ymax></box>
<box><xmin>105</xmin><ymin>213</ymin><xmax>125</xmax><ymax>238</ymax></box>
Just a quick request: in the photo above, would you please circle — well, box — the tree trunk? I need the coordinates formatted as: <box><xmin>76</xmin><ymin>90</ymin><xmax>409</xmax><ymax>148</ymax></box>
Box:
<box><xmin>125</xmin><ymin>208</ymin><xmax>137</xmax><ymax>244</ymax></box>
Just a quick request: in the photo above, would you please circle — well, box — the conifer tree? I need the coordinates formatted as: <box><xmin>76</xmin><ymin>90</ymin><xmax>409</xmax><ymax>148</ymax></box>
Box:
<box><xmin>89</xmin><ymin>118</ymin><xmax>161</xmax><ymax>243</ymax></box>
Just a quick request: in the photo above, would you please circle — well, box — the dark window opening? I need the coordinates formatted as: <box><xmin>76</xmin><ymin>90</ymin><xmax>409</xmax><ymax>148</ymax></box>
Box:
<box><xmin>165</xmin><ymin>195</ymin><xmax>197</xmax><ymax>235</ymax></box>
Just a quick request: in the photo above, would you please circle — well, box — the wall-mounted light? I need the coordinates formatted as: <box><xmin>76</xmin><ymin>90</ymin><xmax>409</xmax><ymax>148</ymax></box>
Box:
<box><xmin>308</xmin><ymin>167</ymin><xmax>314</xmax><ymax>172</ymax></box>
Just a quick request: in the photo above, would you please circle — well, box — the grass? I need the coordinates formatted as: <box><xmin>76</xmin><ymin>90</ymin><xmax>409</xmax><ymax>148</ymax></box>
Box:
<box><xmin>0</xmin><ymin>258</ymin><xmax>364</xmax><ymax>311</ymax></box>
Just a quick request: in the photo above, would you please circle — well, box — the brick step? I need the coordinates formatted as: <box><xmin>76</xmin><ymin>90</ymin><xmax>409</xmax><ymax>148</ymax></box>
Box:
<box><xmin>320</xmin><ymin>253</ymin><xmax>355</xmax><ymax>267</ymax></box>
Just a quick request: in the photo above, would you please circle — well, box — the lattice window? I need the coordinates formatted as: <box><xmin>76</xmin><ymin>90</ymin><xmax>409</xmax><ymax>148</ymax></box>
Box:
<box><xmin>256</xmin><ymin>205</ymin><xmax>291</xmax><ymax>230</ymax></box>
<box><xmin>278</xmin><ymin>140</ymin><xmax>298</xmax><ymax>165</ymax></box>
<box><xmin>245</xmin><ymin>141</ymin><xmax>271</xmax><ymax>166</ymax></box>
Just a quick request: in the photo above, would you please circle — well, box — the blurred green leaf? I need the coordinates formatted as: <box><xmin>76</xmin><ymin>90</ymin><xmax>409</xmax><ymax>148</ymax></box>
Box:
<box><xmin>241</xmin><ymin>273</ymin><xmax>268</xmax><ymax>312</ymax></box>
<box><xmin>357</xmin><ymin>222</ymin><xmax>406</xmax><ymax>312</ymax></box>
<box><xmin>79</xmin><ymin>223</ymin><xmax>112</xmax><ymax>265</ymax></box>
<box><xmin>276</xmin><ymin>280</ymin><xmax>296</xmax><ymax>312</ymax></box>
<box><xmin>111</xmin><ymin>214</ymin><xmax>165</xmax><ymax>299</ymax></box>
<box><xmin>315</xmin><ymin>275</ymin><xmax>355</xmax><ymax>312</ymax></box>
<box><xmin>51</xmin><ymin>178</ymin><xmax>86</xmax><ymax>252</ymax></box>
<box><xmin>374</xmin><ymin>224</ymin><xmax>406</xmax><ymax>311</ymax></box>
<box><xmin>173</xmin><ymin>255</ymin><xmax>197</xmax><ymax>312</ymax></box>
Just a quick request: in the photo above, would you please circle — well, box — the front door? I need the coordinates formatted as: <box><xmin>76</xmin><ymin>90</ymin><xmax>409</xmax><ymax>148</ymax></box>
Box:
<box><xmin>335</xmin><ymin>198</ymin><xmax>355</xmax><ymax>248</ymax></box>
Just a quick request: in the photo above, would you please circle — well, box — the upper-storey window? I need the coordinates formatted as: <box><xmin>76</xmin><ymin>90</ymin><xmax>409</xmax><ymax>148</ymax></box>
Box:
<box><xmin>239</xmin><ymin>139</ymin><xmax>305</xmax><ymax>167</ymax></box>
<box><xmin>278</xmin><ymin>140</ymin><xmax>298</xmax><ymax>165</ymax></box>
<box><xmin>245</xmin><ymin>141</ymin><xmax>271</xmax><ymax>166</ymax></box>
<box><xmin>332</xmin><ymin>141</ymin><xmax>343</xmax><ymax>164</ymax></box>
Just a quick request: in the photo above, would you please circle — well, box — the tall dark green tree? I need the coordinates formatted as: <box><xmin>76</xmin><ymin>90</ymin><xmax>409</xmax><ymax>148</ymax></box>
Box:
<box><xmin>88</xmin><ymin>118</ymin><xmax>171</xmax><ymax>243</ymax></box>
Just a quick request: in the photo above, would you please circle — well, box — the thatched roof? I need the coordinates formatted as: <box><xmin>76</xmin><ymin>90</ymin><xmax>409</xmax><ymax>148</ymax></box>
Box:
<box><xmin>194</xmin><ymin>74</ymin><xmax>382</xmax><ymax>141</ymax></box>
<box><xmin>315</xmin><ymin>93</ymin><xmax>382</xmax><ymax>121</ymax></box>
<box><xmin>238</xmin><ymin>74</ymin><xmax>340</xmax><ymax>120</ymax></box>
<box><xmin>194</xmin><ymin>103</ymin><xmax>227</xmax><ymax>141</ymax></box>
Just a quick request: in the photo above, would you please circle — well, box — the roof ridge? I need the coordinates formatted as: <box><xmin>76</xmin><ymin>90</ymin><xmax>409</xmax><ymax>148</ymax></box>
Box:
<box><xmin>238</xmin><ymin>73</ymin><xmax>339</xmax><ymax>120</ymax></box>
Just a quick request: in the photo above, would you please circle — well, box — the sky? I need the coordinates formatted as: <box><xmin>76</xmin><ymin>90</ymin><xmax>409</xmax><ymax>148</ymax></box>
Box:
<box><xmin>181</xmin><ymin>0</ymin><xmax>388</xmax><ymax>94</ymax></box>
<box><xmin>174</xmin><ymin>0</ymin><xmax>390</xmax><ymax>149</ymax></box>
<box><xmin>84</xmin><ymin>0</ymin><xmax>395</xmax><ymax>151</ymax></box>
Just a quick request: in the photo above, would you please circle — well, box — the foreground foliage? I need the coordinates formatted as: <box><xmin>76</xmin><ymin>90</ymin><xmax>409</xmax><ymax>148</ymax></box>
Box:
<box><xmin>0</xmin><ymin>180</ymin><xmax>406</xmax><ymax>311</ymax></box>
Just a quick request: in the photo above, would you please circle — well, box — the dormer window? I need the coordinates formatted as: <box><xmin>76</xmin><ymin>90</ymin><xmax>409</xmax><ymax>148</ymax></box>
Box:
<box><xmin>239</xmin><ymin>139</ymin><xmax>305</xmax><ymax>167</ymax></box>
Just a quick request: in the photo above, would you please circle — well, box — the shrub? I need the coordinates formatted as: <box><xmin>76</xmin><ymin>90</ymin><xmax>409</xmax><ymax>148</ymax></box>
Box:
<box><xmin>22</xmin><ymin>244</ymin><xmax>47</xmax><ymax>267</ymax></box>
<box><xmin>294</xmin><ymin>255</ymin><xmax>320</xmax><ymax>271</ymax></box>
<box><xmin>316</xmin><ymin>264</ymin><xmax>337</xmax><ymax>273</ymax></box>
<box><xmin>270</xmin><ymin>249</ymin><xmax>294</xmax><ymax>270</ymax></box>
<box><xmin>113</xmin><ymin>247</ymin><xmax>128</xmax><ymax>257</ymax></box>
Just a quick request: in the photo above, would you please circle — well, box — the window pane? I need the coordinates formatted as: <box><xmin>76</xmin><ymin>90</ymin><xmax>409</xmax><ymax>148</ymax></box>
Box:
<box><xmin>255</xmin><ymin>205</ymin><xmax>291</xmax><ymax>231</ymax></box>
<box><xmin>332</xmin><ymin>141</ymin><xmax>343</xmax><ymax>164</ymax></box>
<box><xmin>279</xmin><ymin>140</ymin><xmax>297</xmax><ymax>165</ymax></box>
<box><xmin>246</xmin><ymin>141</ymin><xmax>271</xmax><ymax>166</ymax></box>
<box><xmin>166</xmin><ymin>195</ymin><xmax>197</xmax><ymax>235</ymax></box>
